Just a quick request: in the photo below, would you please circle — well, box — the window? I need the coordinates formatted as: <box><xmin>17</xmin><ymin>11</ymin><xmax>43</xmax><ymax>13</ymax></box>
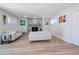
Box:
<box><xmin>4</xmin><ymin>16</ymin><xmax>17</xmax><ymax>25</ymax></box>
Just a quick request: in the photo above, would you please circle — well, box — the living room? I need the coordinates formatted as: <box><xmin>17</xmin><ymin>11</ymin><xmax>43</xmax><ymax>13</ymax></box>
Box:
<box><xmin>0</xmin><ymin>3</ymin><xmax>79</xmax><ymax>55</ymax></box>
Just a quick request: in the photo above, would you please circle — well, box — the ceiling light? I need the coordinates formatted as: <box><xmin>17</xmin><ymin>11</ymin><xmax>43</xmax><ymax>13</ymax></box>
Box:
<box><xmin>24</xmin><ymin>15</ymin><xmax>27</xmax><ymax>18</ymax></box>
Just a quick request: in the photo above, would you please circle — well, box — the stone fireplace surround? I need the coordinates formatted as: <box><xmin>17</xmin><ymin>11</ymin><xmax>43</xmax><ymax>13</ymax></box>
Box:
<box><xmin>27</xmin><ymin>18</ymin><xmax>42</xmax><ymax>32</ymax></box>
<box><xmin>28</xmin><ymin>25</ymin><xmax>42</xmax><ymax>32</ymax></box>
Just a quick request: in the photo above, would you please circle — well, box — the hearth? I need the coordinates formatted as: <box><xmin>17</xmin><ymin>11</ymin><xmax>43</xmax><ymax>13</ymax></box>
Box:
<box><xmin>32</xmin><ymin>27</ymin><xmax>38</xmax><ymax>32</ymax></box>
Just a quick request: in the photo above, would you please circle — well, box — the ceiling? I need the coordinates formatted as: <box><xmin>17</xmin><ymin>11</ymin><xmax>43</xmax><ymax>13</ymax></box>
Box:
<box><xmin>0</xmin><ymin>3</ymin><xmax>75</xmax><ymax>18</ymax></box>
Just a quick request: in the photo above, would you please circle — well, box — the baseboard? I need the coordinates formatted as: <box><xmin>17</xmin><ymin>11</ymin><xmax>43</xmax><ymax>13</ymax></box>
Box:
<box><xmin>52</xmin><ymin>34</ymin><xmax>63</xmax><ymax>40</ymax></box>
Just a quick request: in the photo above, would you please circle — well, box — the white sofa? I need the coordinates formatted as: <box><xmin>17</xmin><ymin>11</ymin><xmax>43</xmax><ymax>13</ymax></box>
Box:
<box><xmin>29</xmin><ymin>31</ymin><xmax>51</xmax><ymax>41</ymax></box>
<box><xmin>2</xmin><ymin>31</ymin><xmax>23</xmax><ymax>42</ymax></box>
<box><xmin>8</xmin><ymin>31</ymin><xmax>23</xmax><ymax>41</ymax></box>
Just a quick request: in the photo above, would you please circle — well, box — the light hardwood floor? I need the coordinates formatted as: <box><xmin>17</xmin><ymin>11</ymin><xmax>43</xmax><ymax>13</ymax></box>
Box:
<box><xmin>0</xmin><ymin>34</ymin><xmax>79</xmax><ymax>55</ymax></box>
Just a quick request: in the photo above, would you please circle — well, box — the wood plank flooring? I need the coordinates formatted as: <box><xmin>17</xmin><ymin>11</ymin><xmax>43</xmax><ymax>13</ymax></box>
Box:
<box><xmin>0</xmin><ymin>34</ymin><xmax>79</xmax><ymax>55</ymax></box>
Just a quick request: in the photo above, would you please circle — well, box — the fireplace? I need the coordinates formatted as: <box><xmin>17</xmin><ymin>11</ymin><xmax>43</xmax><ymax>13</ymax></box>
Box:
<box><xmin>32</xmin><ymin>27</ymin><xmax>38</xmax><ymax>32</ymax></box>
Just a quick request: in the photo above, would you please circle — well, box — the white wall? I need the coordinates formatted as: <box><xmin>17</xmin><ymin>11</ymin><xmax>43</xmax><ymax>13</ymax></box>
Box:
<box><xmin>0</xmin><ymin>8</ymin><xmax>19</xmax><ymax>32</ymax></box>
<box><xmin>71</xmin><ymin>11</ymin><xmax>79</xmax><ymax>45</ymax></box>
<box><xmin>50</xmin><ymin>4</ymin><xmax>79</xmax><ymax>45</ymax></box>
<box><xmin>42</xmin><ymin>18</ymin><xmax>50</xmax><ymax>31</ymax></box>
<box><xmin>0</xmin><ymin>8</ymin><xmax>28</xmax><ymax>33</ymax></box>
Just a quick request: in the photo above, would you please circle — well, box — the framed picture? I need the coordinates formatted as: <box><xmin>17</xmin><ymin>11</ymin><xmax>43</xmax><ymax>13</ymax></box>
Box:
<box><xmin>20</xmin><ymin>20</ymin><xmax>26</xmax><ymax>26</ymax></box>
<box><xmin>59</xmin><ymin>15</ymin><xmax>66</xmax><ymax>23</ymax></box>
